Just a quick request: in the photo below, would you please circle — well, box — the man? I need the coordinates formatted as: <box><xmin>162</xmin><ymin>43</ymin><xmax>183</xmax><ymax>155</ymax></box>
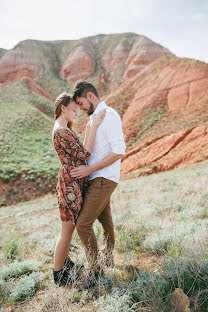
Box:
<box><xmin>71</xmin><ymin>81</ymin><xmax>126</xmax><ymax>288</ymax></box>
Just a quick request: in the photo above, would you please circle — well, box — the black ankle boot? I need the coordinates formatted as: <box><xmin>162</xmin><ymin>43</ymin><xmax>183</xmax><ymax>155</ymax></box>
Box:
<box><xmin>64</xmin><ymin>256</ymin><xmax>84</xmax><ymax>272</ymax></box>
<box><xmin>53</xmin><ymin>268</ymin><xmax>77</xmax><ymax>287</ymax></box>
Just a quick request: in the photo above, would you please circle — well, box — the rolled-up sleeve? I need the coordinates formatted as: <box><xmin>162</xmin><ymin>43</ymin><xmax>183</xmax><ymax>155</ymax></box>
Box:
<box><xmin>104</xmin><ymin>112</ymin><xmax>126</xmax><ymax>155</ymax></box>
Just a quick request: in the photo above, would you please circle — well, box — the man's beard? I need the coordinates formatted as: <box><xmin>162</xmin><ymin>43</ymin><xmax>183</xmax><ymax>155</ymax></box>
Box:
<box><xmin>86</xmin><ymin>100</ymin><xmax>94</xmax><ymax>116</ymax></box>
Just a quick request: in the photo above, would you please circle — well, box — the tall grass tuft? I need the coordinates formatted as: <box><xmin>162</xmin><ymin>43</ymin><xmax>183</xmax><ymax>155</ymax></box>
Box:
<box><xmin>116</xmin><ymin>222</ymin><xmax>147</xmax><ymax>253</ymax></box>
<box><xmin>2</xmin><ymin>238</ymin><xmax>19</xmax><ymax>259</ymax></box>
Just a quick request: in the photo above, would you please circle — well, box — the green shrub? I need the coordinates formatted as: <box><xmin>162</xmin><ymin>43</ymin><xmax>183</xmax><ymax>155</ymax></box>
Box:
<box><xmin>95</xmin><ymin>271</ymin><xmax>168</xmax><ymax>311</ymax></box>
<box><xmin>97</xmin><ymin>259</ymin><xmax>208</xmax><ymax>311</ymax></box>
<box><xmin>3</xmin><ymin>239</ymin><xmax>19</xmax><ymax>259</ymax></box>
<box><xmin>1</xmin><ymin>260</ymin><xmax>40</xmax><ymax>280</ymax></box>
<box><xmin>68</xmin><ymin>288</ymin><xmax>80</xmax><ymax>303</ymax></box>
<box><xmin>0</xmin><ymin>279</ymin><xmax>10</xmax><ymax>306</ymax></box>
<box><xmin>0</xmin><ymin>199</ymin><xmax>7</xmax><ymax>207</ymax></box>
<box><xmin>80</xmin><ymin>289</ymin><xmax>94</xmax><ymax>303</ymax></box>
<box><xmin>129</xmin><ymin>270</ymin><xmax>168</xmax><ymax>310</ymax></box>
<box><xmin>162</xmin><ymin>258</ymin><xmax>208</xmax><ymax>311</ymax></box>
<box><xmin>9</xmin><ymin>271</ymin><xmax>43</xmax><ymax>302</ymax></box>
<box><xmin>95</xmin><ymin>290</ymin><xmax>132</xmax><ymax>312</ymax></box>
<box><xmin>162</xmin><ymin>258</ymin><xmax>201</xmax><ymax>293</ymax></box>
<box><xmin>116</xmin><ymin>223</ymin><xmax>146</xmax><ymax>253</ymax></box>
<box><xmin>2</xmin><ymin>176</ymin><xmax>9</xmax><ymax>183</ymax></box>
<box><xmin>167</xmin><ymin>239</ymin><xmax>183</xmax><ymax>258</ymax></box>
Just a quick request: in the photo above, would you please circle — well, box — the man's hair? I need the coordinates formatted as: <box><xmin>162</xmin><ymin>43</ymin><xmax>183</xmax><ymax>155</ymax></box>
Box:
<box><xmin>73</xmin><ymin>81</ymin><xmax>99</xmax><ymax>101</ymax></box>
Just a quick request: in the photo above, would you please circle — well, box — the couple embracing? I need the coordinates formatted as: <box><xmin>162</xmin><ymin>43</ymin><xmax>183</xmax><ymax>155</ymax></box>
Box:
<box><xmin>52</xmin><ymin>81</ymin><xmax>126</xmax><ymax>289</ymax></box>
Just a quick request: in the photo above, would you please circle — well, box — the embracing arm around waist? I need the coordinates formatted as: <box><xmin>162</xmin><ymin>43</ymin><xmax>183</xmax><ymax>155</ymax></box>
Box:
<box><xmin>89</xmin><ymin>152</ymin><xmax>122</xmax><ymax>173</ymax></box>
<box><xmin>70</xmin><ymin>152</ymin><xmax>123</xmax><ymax>179</ymax></box>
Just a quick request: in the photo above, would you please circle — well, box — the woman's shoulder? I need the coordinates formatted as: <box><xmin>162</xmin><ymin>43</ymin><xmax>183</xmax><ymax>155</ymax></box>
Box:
<box><xmin>53</xmin><ymin>127</ymin><xmax>77</xmax><ymax>141</ymax></box>
<box><xmin>53</xmin><ymin>127</ymin><xmax>71</xmax><ymax>135</ymax></box>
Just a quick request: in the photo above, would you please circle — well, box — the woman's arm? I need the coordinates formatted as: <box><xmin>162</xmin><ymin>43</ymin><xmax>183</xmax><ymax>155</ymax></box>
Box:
<box><xmin>83</xmin><ymin>110</ymin><xmax>106</xmax><ymax>153</ymax></box>
<box><xmin>83</xmin><ymin>121</ymin><xmax>90</xmax><ymax>146</ymax></box>
<box><xmin>54</xmin><ymin>128</ymin><xmax>91</xmax><ymax>163</ymax></box>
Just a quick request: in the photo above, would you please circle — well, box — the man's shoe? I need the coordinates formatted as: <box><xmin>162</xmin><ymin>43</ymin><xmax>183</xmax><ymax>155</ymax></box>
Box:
<box><xmin>53</xmin><ymin>268</ymin><xmax>79</xmax><ymax>287</ymax></box>
<box><xmin>79</xmin><ymin>270</ymin><xmax>103</xmax><ymax>289</ymax></box>
<box><xmin>64</xmin><ymin>256</ymin><xmax>84</xmax><ymax>273</ymax></box>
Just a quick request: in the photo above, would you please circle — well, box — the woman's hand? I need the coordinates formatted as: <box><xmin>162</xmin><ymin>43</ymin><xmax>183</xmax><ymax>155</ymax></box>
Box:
<box><xmin>92</xmin><ymin>109</ymin><xmax>106</xmax><ymax>128</ymax></box>
<box><xmin>83</xmin><ymin>109</ymin><xmax>106</xmax><ymax>153</ymax></box>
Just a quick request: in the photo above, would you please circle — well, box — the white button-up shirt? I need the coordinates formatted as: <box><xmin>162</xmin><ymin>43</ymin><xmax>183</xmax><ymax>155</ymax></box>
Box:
<box><xmin>88</xmin><ymin>101</ymin><xmax>126</xmax><ymax>183</ymax></box>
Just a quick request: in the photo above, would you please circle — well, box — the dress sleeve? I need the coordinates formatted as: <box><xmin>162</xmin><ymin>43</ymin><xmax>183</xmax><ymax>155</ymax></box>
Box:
<box><xmin>54</xmin><ymin>129</ymin><xmax>91</xmax><ymax>163</ymax></box>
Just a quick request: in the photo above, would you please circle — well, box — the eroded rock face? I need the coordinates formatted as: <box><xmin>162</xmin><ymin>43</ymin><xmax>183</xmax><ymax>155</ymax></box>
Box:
<box><xmin>106</xmin><ymin>56</ymin><xmax>208</xmax><ymax>176</ymax></box>
<box><xmin>111</xmin><ymin>57</ymin><xmax>208</xmax><ymax>141</ymax></box>
<box><xmin>102</xmin><ymin>39</ymin><xmax>130</xmax><ymax>67</ymax></box>
<box><xmin>60</xmin><ymin>45</ymin><xmax>95</xmax><ymax>83</ymax></box>
<box><xmin>22</xmin><ymin>76</ymin><xmax>54</xmax><ymax>102</ymax></box>
<box><xmin>99</xmin><ymin>35</ymin><xmax>173</xmax><ymax>93</ymax></box>
<box><xmin>0</xmin><ymin>40</ymin><xmax>55</xmax><ymax>84</ymax></box>
<box><xmin>121</xmin><ymin>122</ymin><xmax>208</xmax><ymax>175</ymax></box>
<box><xmin>0</xmin><ymin>50</ymin><xmax>39</xmax><ymax>83</ymax></box>
<box><xmin>0</xmin><ymin>34</ymin><xmax>175</xmax><ymax>102</ymax></box>
<box><xmin>123</xmin><ymin>37</ymin><xmax>173</xmax><ymax>79</ymax></box>
<box><xmin>0</xmin><ymin>40</ymin><xmax>56</xmax><ymax>101</ymax></box>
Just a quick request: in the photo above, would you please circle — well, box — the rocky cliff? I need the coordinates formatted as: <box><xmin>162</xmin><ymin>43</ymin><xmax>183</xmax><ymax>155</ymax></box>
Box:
<box><xmin>106</xmin><ymin>56</ymin><xmax>208</xmax><ymax>177</ymax></box>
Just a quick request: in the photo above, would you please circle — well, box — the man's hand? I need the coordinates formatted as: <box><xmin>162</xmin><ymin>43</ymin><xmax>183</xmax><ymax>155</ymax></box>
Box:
<box><xmin>70</xmin><ymin>165</ymin><xmax>92</xmax><ymax>179</ymax></box>
<box><xmin>70</xmin><ymin>153</ymin><xmax>123</xmax><ymax>179</ymax></box>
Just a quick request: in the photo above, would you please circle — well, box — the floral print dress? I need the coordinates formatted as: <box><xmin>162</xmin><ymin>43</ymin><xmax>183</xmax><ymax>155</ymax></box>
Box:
<box><xmin>53</xmin><ymin>128</ymin><xmax>91</xmax><ymax>223</ymax></box>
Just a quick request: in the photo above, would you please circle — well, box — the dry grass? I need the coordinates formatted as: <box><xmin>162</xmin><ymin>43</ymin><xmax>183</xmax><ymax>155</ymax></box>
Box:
<box><xmin>0</xmin><ymin>162</ymin><xmax>208</xmax><ymax>311</ymax></box>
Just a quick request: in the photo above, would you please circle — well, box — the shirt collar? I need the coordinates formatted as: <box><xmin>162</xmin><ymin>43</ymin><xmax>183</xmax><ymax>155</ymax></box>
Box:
<box><xmin>90</xmin><ymin>101</ymin><xmax>107</xmax><ymax>119</ymax></box>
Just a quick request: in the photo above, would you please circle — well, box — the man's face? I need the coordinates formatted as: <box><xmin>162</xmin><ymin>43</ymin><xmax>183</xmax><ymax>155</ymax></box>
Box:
<box><xmin>76</xmin><ymin>96</ymin><xmax>94</xmax><ymax>116</ymax></box>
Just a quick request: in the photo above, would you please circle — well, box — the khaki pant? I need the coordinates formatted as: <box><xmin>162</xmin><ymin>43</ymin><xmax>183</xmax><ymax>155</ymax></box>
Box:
<box><xmin>76</xmin><ymin>177</ymin><xmax>117</xmax><ymax>271</ymax></box>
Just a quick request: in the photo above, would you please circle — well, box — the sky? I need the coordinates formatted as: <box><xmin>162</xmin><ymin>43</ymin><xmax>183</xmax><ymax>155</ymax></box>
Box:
<box><xmin>1</xmin><ymin>0</ymin><xmax>208</xmax><ymax>62</ymax></box>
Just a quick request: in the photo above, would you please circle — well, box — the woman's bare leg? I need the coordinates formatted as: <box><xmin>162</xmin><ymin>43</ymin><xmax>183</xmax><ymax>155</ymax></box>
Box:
<box><xmin>54</xmin><ymin>220</ymin><xmax>75</xmax><ymax>271</ymax></box>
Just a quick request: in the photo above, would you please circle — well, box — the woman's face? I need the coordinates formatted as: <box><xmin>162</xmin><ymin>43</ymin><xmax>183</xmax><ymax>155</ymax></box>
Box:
<box><xmin>61</xmin><ymin>100</ymin><xmax>77</xmax><ymax>122</ymax></box>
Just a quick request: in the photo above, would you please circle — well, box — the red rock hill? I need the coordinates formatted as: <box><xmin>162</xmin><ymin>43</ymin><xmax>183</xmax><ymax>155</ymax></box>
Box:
<box><xmin>0</xmin><ymin>33</ymin><xmax>207</xmax><ymax>181</ymax></box>
<box><xmin>106</xmin><ymin>56</ymin><xmax>208</xmax><ymax>177</ymax></box>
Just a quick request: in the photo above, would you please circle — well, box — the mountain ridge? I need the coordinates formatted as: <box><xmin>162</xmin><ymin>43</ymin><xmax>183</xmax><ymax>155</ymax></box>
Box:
<box><xmin>0</xmin><ymin>32</ymin><xmax>207</xmax><ymax>205</ymax></box>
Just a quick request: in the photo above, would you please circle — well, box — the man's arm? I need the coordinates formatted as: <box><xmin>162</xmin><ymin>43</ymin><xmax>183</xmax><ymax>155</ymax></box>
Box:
<box><xmin>70</xmin><ymin>152</ymin><xmax>123</xmax><ymax>179</ymax></box>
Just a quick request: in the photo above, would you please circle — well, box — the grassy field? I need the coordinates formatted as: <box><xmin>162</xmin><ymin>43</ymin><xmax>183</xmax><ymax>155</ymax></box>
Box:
<box><xmin>0</xmin><ymin>80</ymin><xmax>86</xmax><ymax>206</ymax></box>
<box><xmin>0</xmin><ymin>162</ymin><xmax>208</xmax><ymax>311</ymax></box>
<box><xmin>0</xmin><ymin>81</ymin><xmax>62</xmax><ymax>206</ymax></box>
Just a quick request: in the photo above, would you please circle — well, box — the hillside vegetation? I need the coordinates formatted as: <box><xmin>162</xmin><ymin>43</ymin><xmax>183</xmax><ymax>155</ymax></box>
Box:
<box><xmin>0</xmin><ymin>81</ymin><xmax>59</xmax><ymax>206</ymax></box>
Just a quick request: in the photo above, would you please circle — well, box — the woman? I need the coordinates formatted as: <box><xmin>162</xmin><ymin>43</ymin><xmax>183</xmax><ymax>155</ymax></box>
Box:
<box><xmin>52</xmin><ymin>92</ymin><xmax>105</xmax><ymax>287</ymax></box>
